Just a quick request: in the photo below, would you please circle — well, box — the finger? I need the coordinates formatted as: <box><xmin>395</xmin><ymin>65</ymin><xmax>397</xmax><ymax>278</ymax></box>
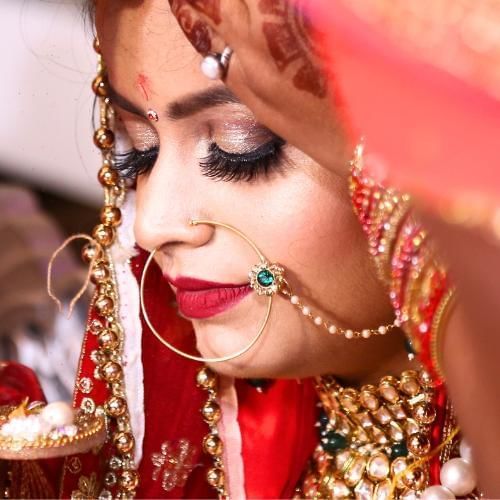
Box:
<box><xmin>168</xmin><ymin>0</ymin><xmax>219</xmax><ymax>54</ymax></box>
<box><xmin>169</xmin><ymin>0</ymin><xmax>250</xmax><ymax>53</ymax></box>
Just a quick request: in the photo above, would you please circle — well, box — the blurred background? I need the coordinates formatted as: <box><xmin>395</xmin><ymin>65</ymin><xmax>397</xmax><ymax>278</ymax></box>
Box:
<box><xmin>0</xmin><ymin>0</ymin><xmax>102</xmax><ymax>401</ymax></box>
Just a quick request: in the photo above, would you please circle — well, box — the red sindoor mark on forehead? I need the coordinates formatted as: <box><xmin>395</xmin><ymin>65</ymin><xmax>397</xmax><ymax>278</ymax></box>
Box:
<box><xmin>137</xmin><ymin>73</ymin><xmax>152</xmax><ymax>101</ymax></box>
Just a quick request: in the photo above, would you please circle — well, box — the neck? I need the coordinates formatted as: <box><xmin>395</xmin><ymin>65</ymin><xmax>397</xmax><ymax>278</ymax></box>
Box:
<box><xmin>332</xmin><ymin>330</ymin><xmax>419</xmax><ymax>388</ymax></box>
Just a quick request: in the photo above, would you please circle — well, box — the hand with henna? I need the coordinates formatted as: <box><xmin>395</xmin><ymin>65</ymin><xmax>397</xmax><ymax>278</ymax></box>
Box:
<box><xmin>168</xmin><ymin>0</ymin><xmax>353</xmax><ymax>177</ymax></box>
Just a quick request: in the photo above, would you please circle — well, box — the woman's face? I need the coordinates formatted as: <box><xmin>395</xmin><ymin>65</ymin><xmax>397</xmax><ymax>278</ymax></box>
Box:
<box><xmin>96</xmin><ymin>0</ymin><xmax>405</xmax><ymax>380</ymax></box>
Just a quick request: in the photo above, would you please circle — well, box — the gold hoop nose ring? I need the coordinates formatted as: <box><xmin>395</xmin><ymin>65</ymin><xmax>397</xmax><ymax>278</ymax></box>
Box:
<box><xmin>139</xmin><ymin>219</ymin><xmax>284</xmax><ymax>363</ymax></box>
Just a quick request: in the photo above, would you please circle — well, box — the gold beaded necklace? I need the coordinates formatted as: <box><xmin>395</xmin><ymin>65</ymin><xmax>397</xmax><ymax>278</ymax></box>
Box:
<box><xmin>65</xmin><ymin>39</ymin><xmax>139</xmax><ymax>499</ymax></box>
<box><xmin>196</xmin><ymin>367</ymin><xmax>228</xmax><ymax>498</ymax></box>
<box><xmin>86</xmin><ymin>39</ymin><xmax>232</xmax><ymax>499</ymax></box>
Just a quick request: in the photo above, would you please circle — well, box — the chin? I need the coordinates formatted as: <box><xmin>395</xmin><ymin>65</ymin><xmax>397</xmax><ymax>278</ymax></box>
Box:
<box><xmin>193</xmin><ymin>313</ymin><xmax>317</xmax><ymax>379</ymax></box>
<box><xmin>204</xmin><ymin>359</ymin><xmax>289</xmax><ymax>380</ymax></box>
<box><xmin>198</xmin><ymin>343</ymin><xmax>311</xmax><ymax>380</ymax></box>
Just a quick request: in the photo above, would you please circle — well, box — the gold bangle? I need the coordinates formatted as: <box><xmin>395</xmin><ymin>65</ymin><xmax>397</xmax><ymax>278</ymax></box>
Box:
<box><xmin>430</xmin><ymin>289</ymin><xmax>457</xmax><ymax>381</ymax></box>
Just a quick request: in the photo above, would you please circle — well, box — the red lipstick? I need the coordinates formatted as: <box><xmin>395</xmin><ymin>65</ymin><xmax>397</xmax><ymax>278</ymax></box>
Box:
<box><xmin>165</xmin><ymin>275</ymin><xmax>252</xmax><ymax>320</ymax></box>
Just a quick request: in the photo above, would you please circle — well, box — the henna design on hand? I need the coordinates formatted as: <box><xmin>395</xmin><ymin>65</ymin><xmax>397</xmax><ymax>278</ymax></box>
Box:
<box><xmin>170</xmin><ymin>0</ymin><xmax>213</xmax><ymax>53</ymax></box>
<box><xmin>183</xmin><ymin>0</ymin><xmax>222</xmax><ymax>25</ymax></box>
<box><xmin>169</xmin><ymin>0</ymin><xmax>222</xmax><ymax>55</ymax></box>
<box><xmin>258</xmin><ymin>0</ymin><xmax>327</xmax><ymax>98</ymax></box>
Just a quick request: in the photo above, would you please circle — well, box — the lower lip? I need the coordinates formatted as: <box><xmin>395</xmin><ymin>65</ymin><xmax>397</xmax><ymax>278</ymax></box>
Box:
<box><xmin>176</xmin><ymin>285</ymin><xmax>252</xmax><ymax>319</ymax></box>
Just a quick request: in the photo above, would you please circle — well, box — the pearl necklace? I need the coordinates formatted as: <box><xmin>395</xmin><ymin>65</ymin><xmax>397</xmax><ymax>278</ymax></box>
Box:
<box><xmin>421</xmin><ymin>437</ymin><xmax>478</xmax><ymax>499</ymax></box>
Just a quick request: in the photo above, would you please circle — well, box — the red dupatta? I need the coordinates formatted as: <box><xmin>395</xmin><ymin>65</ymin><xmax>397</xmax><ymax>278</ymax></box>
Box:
<box><xmin>308</xmin><ymin>0</ymin><xmax>500</xmax><ymax>207</ymax></box>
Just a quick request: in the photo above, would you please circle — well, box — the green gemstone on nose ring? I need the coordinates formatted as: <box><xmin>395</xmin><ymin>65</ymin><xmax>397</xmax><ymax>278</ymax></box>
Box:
<box><xmin>249</xmin><ymin>263</ymin><xmax>285</xmax><ymax>296</ymax></box>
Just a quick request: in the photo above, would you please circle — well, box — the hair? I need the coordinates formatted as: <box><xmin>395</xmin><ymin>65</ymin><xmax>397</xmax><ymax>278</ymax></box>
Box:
<box><xmin>84</xmin><ymin>0</ymin><xmax>95</xmax><ymax>23</ymax></box>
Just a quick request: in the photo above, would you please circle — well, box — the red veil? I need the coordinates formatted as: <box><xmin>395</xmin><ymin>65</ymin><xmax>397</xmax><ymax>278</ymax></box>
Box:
<box><xmin>309</xmin><ymin>0</ymin><xmax>500</xmax><ymax>207</ymax></box>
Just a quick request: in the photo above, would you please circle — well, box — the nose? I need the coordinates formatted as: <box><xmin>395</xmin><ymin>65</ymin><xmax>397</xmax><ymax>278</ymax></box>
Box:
<box><xmin>133</xmin><ymin>148</ymin><xmax>214</xmax><ymax>253</ymax></box>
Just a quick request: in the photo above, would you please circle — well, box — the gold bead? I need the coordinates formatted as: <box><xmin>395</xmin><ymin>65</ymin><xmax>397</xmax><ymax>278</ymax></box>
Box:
<box><xmin>93</xmin><ymin>224</ymin><xmax>115</xmax><ymax>247</ymax></box>
<box><xmin>91</xmin><ymin>261</ymin><xmax>110</xmax><ymax>284</ymax></box>
<box><xmin>339</xmin><ymin>388</ymin><xmax>360</xmax><ymax>413</ymax></box>
<box><xmin>206</xmin><ymin>467</ymin><xmax>224</xmax><ymax>489</ymax></box>
<box><xmin>93</xmin><ymin>38</ymin><xmax>101</xmax><ymax>54</ymax></box>
<box><xmin>95</xmin><ymin>295</ymin><xmax>115</xmax><ymax>316</ymax></box>
<box><xmin>98</xmin><ymin>282</ymin><xmax>115</xmax><ymax>298</ymax></box>
<box><xmin>412</xmin><ymin>402</ymin><xmax>436</xmax><ymax>425</ymax></box>
<box><xmin>82</xmin><ymin>242</ymin><xmax>101</xmax><ymax>263</ymax></box>
<box><xmin>89</xmin><ymin>319</ymin><xmax>105</xmax><ymax>335</ymax></box>
<box><xmin>407</xmin><ymin>433</ymin><xmax>431</xmax><ymax>456</ymax></box>
<box><xmin>401</xmin><ymin>466</ymin><xmax>426</xmax><ymax>489</ymax></box>
<box><xmin>101</xmin><ymin>361</ymin><xmax>123</xmax><ymax>383</ymax></box>
<box><xmin>119</xmin><ymin>470</ymin><xmax>139</xmax><ymax>492</ymax></box>
<box><xmin>90</xmin><ymin>349</ymin><xmax>107</xmax><ymax>366</ymax></box>
<box><xmin>203</xmin><ymin>434</ymin><xmax>223</xmax><ymax>456</ymax></box>
<box><xmin>196</xmin><ymin>367</ymin><xmax>217</xmax><ymax>389</ymax></box>
<box><xmin>107</xmin><ymin>322</ymin><xmax>124</xmax><ymax>336</ymax></box>
<box><xmin>92</xmin><ymin>74</ymin><xmax>109</xmax><ymax>97</ymax></box>
<box><xmin>99</xmin><ymin>329</ymin><xmax>120</xmax><ymax>350</ymax></box>
<box><xmin>94</xmin><ymin>127</ymin><xmax>115</xmax><ymax>150</ymax></box>
<box><xmin>201</xmin><ymin>401</ymin><xmax>221</xmax><ymax>424</ymax></box>
<box><xmin>105</xmin><ymin>396</ymin><xmax>126</xmax><ymax>417</ymax></box>
<box><xmin>101</xmin><ymin>206</ymin><xmax>122</xmax><ymax>227</ymax></box>
<box><xmin>98</xmin><ymin>165</ymin><xmax>118</xmax><ymax>187</ymax></box>
<box><xmin>113</xmin><ymin>431</ymin><xmax>134</xmax><ymax>453</ymax></box>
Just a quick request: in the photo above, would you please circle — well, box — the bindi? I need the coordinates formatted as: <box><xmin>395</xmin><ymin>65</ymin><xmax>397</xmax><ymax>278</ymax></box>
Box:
<box><xmin>258</xmin><ymin>0</ymin><xmax>327</xmax><ymax>98</ymax></box>
<box><xmin>147</xmin><ymin>110</ymin><xmax>159</xmax><ymax>122</ymax></box>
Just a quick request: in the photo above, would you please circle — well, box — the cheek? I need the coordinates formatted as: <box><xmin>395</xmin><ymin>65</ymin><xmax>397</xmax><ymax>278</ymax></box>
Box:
<box><xmin>187</xmin><ymin>170</ymin><xmax>378</xmax><ymax>378</ymax></box>
<box><xmin>245</xmin><ymin>171</ymin><xmax>361</xmax><ymax>286</ymax></box>
<box><xmin>206</xmin><ymin>167</ymin><xmax>367</xmax><ymax>311</ymax></box>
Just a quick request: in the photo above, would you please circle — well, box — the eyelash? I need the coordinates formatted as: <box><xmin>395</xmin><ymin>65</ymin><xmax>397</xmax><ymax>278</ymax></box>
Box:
<box><xmin>113</xmin><ymin>138</ymin><xmax>285</xmax><ymax>183</ymax></box>
<box><xmin>115</xmin><ymin>147</ymin><xmax>159</xmax><ymax>179</ymax></box>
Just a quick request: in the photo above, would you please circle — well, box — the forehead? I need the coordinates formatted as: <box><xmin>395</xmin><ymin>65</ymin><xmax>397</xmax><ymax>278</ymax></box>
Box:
<box><xmin>95</xmin><ymin>0</ymin><xmax>212</xmax><ymax>107</ymax></box>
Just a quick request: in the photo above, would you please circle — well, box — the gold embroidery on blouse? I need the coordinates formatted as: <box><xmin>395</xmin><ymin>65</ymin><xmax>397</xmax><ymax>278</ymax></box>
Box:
<box><xmin>151</xmin><ymin>439</ymin><xmax>197</xmax><ymax>492</ymax></box>
<box><xmin>70</xmin><ymin>472</ymin><xmax>99</xmax><ymax>499</ymax></box>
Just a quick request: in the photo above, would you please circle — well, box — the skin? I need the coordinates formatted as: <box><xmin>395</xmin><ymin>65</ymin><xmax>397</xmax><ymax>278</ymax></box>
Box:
<box><xmin>95</xmin><ymin>0</ymin><xmax>414</xmax><ymax>383</ymax></box>
<box><xmin>165</xmin><ymin>0</ymin><xmax>351</xmax><ymax>175</ymax></box>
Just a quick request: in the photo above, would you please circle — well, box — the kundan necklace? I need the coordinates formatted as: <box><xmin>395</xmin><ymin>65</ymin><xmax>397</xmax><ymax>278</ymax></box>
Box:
<box><xmin>298</xmin><ymin>369</ymin><xmax>438</xmax><ymax>498</ymax></box>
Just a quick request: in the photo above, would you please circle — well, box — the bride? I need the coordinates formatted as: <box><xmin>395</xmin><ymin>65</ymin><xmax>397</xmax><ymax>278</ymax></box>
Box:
<box><xmin>1</xmin><ymin>0</ymin><xmax>499</xmax><ymax>498</ymax></box>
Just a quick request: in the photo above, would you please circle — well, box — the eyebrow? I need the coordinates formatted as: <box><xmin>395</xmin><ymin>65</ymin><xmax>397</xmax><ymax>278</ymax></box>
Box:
<box><xmin>107</xmin><ymin>84</ymin><xmax>240</xmax><ymax>120</ymax></box>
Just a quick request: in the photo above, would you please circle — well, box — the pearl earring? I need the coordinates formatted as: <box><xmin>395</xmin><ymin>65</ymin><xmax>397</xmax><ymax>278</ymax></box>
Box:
<box><xmin>200</xmin><ymin>46</ymin><xmax>234</xmax><ymax>80</ymax></box>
